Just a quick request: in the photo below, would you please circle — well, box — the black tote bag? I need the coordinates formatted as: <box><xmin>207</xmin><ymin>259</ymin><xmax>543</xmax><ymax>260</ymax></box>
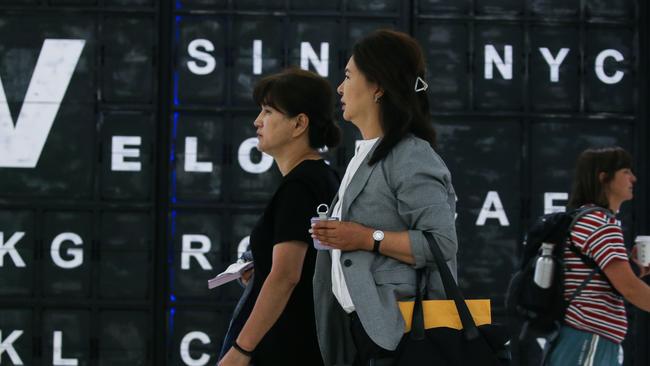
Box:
<box><xmin>394</xmin><ymin>232</ymin><xmax>511</xmax><ymax>366</ymax></box>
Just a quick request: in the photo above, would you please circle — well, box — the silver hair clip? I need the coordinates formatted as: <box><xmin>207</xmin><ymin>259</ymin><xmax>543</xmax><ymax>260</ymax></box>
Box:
<box><xmin>414</xmin><ymin>76</ymin><xmax>428</xmax><ymax>92</ymax></box>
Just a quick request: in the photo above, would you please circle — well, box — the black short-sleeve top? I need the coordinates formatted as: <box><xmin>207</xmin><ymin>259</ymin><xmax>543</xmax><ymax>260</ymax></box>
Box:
<box><xmin>246</xmin><ymin>159</ymin><xmax>339</xmax><ymax>364</ymax></box>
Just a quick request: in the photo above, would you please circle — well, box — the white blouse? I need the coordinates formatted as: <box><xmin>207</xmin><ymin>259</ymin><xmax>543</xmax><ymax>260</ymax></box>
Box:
<box><xmin>330</xmin><ymin>138</ymin><xmax>379</xmax><ymax>313</ymax></box>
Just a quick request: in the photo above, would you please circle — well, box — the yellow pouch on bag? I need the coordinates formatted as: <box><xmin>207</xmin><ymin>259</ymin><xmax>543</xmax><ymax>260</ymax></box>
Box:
<box><xmin>398</xmin><ymin>299</ymin><xmax>492</xmax><ymax>332</ymax></box>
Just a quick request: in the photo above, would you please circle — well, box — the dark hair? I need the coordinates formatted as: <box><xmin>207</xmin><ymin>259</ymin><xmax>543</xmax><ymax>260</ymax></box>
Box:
<box><xmin>568</xmin><ymin>147</ymin><xmax>633</xmax><ymax>209</ymax></box>
<box><xmin>352</xmin><ymin>29</ymin><xmax>436</xmax><ymax>165</ymax></box>
<box><xmin>253</xmin><ymin>68</ymin><xmax>341</xmax><ymax>149</ymax></box>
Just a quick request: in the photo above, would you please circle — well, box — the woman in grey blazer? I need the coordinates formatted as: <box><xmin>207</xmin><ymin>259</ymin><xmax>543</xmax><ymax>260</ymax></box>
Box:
<box><xmin>311</xmin><ymin>29</ymin><xmax>458</xmax><ymax>366</ymax></box>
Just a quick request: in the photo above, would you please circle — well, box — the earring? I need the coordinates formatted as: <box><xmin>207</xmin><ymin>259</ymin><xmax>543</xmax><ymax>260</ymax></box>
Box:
<box><xmin>374</xmin><ymin>95</ymin><xmax>380</xmax><ymax>103</ymax></box>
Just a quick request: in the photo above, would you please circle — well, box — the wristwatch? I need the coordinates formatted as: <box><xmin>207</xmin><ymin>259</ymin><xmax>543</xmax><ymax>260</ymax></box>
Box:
<box><xmin>372</xmin><ymin>230</ymin><xmax>384</xmax><ymax>253</ymax></box>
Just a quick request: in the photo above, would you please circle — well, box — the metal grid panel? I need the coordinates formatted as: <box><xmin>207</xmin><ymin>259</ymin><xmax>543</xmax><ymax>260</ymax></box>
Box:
<box><xmin>0</xmin><ymin>2</ymin><xmax>158</xmax><ymax>365</ymax></box>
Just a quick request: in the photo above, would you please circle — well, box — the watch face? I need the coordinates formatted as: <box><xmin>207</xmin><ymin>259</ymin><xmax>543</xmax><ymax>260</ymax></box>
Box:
<box><xmin>373</xmin><ymin>230</ymin><xmax>384</xmax><ymax>241</ymax></box>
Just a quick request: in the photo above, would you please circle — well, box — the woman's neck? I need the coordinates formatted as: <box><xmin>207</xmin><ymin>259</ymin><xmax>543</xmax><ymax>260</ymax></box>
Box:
<box><xmin>273</xmin><ymin>144</ymin><xmax>321</xmax><ymax>176</ymax></box>
<box><xmin>608</xmin><ymin>200</ymin><xmax>622</xmax><ymax>213</ymax></box>
<box><xmin>354</xmin><ymin>116</ymin><xmax>383</xmax><ymax>140</ymax></box>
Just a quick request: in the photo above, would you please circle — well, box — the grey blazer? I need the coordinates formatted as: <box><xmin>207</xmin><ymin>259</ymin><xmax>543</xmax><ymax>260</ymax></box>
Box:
<box><xmin>313</xmin><ymin>135</ymin><xmax>458</xmax><ymax>366</ymax></box>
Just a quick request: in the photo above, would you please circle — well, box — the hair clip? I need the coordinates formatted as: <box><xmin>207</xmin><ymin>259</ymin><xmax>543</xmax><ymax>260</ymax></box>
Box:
<box><xmin>414</xmin><ymin>76</ymin><xmax>428</xmax><ymax>93</ymax></box>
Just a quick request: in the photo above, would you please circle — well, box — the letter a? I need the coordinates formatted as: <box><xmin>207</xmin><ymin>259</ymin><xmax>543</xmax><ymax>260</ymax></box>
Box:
<box><xmin>476</xmin><ymin>191</ymin><xmax>510</xmax><ymax>226</ymax></box>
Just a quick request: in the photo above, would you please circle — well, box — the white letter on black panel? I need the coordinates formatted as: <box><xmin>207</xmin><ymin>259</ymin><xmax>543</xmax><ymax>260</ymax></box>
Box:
<box><xmin>187</xmin><ymin>39</ymin><xmax>216</xmax><ymax>76</ymax></box>
<box><xmin>253</xmin><ymin>40</ymin><xmax>262</xmax><ymax>75</ymax></box>
<box><xmin>181</xmin><ymin>235</ymin><xmax>212</xmax><ymax>270</ymax></box>
<box><xmin>53</xmin><ymin>331</ymin><xmax>78</xmax><ymax>366</ymax></box>
<box><xmin>184</xmin><ymin>137</ymin><xmax>213</xmax><ymax>173</ymax></box>
<box><xmin>544</xmin><ymin>192</ymin><xmax>568</xmax><ymax>214</ymax></box>
<box><xmin>595</xmin><ymin>49</ymin><xmax>624</xmax><ymax>84</ymax></box>
<box><xmin>539</xmin><ymin>48</ymin><xmax>570</xmax><ymax>83</ymax></box>
<box><xmin>0</xmin><ymin>232</ymin><xmax>26</xmax><ymax>267</ymax></box>
<box><xmin>484</xmin><ymin>45</ymin><xmax>513</xmax><ymax>80</ymax></box>
<box><xmin>51</xmin><ymin>233</ymin><xmax>83</xmax><ymax>269</ymax></box>
<box><xmin>476</xmin><ymin>191</ymin><xmax>510</xmax><ymax>226</ymax></box>
<box><xmin>0</xmin><ymin>39</ymin><xmax>85</xmax><ymax>168</ymax></box>
<box><xmin>238</xmin><ymin>137</ymin><xmax>273</xmax><ymax>174</ymax></box>
<box><xmin>0</xmin><ymin>330</ymin><xmax>24</xmax><ymax>365</ymax></box>
<box><xmin>111</xmin><ymin>136</ymin><xmax>142</xmax><ymax>172</ymax></box>
<box><xmin>300</xmin><ymin>42</ymin><xmax>329</xmax><ymax>77</ymax></box>
<box><xmin>180</xmin><ymin>331</ymin><xmax>210</xmax><ymax>366</ymax></box>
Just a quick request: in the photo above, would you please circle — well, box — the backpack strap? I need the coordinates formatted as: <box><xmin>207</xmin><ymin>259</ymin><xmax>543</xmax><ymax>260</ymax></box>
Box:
<box><xmin>567</xmin><ymin>206</ymin><xmax>614</xmax><ymax>232</ymax></box>
<box><xmin>564</xmin><ymin>206</ymin><xmax>618</xmax><ymax>301</ymax></box>
<box><xmin>566</xmin><ymin>206</ymin><xmax>613</xmax><ymax>272</ymax></box>
<box><xmin>566</xmin><ymin>267</ymin><xmax>599</xmax><ymax>303</ymax></box>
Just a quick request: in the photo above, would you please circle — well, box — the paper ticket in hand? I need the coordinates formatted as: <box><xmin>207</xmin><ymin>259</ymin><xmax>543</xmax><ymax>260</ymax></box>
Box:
<box><xmin>208</xmin><ymin>261</ymin><xmax>254</xmax><ymax>289</ymax></box>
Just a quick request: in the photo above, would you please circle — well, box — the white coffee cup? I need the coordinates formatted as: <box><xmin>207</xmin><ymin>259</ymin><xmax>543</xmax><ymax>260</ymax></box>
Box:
<box><xmin>311</xmin><ymin>217</ymin><xmax>337</xmax><ymax>250</ymax></box>
<box><xmin>634</xmin><ymin>236</ymin><xmax>650</xmax><ymax>267</ymax></box>
<box><xmin>311</xmin><ymin>203</ymin><xmax>337</xmax><ymax>250</ymax></box>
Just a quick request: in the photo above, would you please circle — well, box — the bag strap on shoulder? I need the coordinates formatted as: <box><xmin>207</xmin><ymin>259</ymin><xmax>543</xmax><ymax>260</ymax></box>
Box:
<box><xmin>567</xmin><ymin>206</ymin><xmax>614</xmax><ymax>233</ymax></box>
<box><xmin>566</xmin><ymin>206</ymin><xmax>612</xmax><ymax>274</ymax></box>
<box><xmin>565</xmin><ymin>206</ymin><xmax>618</xmax><ymax>296</ymax></box>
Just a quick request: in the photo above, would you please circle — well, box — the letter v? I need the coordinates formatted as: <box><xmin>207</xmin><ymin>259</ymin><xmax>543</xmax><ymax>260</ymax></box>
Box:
<box><xmin>0</xmin><ymin>39</ymin><xmax>85</xmax><ymax>168</ymax></box>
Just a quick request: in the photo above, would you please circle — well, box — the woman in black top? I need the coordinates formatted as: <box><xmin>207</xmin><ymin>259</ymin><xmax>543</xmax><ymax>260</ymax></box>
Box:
<box><xmin>218</xmin><ymin>68</ymin><xmax>341</xmax><ymax>366</ymax></box>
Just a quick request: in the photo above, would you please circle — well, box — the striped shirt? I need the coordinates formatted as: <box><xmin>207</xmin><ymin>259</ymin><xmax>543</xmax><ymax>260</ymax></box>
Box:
<box><xmin>562</xmin><ymin>207</ymin><xmax>629</xmax><ymax>344</ymax></box>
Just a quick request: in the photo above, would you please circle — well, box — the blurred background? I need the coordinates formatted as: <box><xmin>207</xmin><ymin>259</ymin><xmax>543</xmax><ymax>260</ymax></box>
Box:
<box><xmin>0</xmin><ymin>0</ymin><xmax>647</xmax><ymax>365</ymax></box>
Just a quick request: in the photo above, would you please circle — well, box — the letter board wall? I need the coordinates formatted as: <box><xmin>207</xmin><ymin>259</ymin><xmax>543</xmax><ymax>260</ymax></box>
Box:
<box><xmin>0</xmin><ymin>0</ymin><xmax>647</xmax><ymax>365</ymax></box>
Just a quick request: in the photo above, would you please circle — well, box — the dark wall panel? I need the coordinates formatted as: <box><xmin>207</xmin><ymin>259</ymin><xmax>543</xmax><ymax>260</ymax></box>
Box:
<box><xmin>103</xmin><ymin>17</ymin><xmax>155</xmax><ymax>103</ymax></box>
<box><xmin>418</xmin><ymin>22</ymin><xmax>469</xmax><ymax>111</ymax></box>
<box><xmin>101</xmin><ymin>112</ymin><xmax>155</xmax><ymax>200</ymax></box>
<box><xmin>171</xmin><ymin>114</ymin><xmax>225</xmax><ymax>202</ymax></box>
<box><xmin>175</xmin><ymin>17</ymin><xmax>227</xmax><ymax>106</ymax></box>
<box><xmin>529</xmin><ymin>26</ymin><xmax>580</xmax><ymax>111</ymax></box>
<box><xmin>99</xmin><ymin>212</ymin><xmax>152</xmax><ymax>299</ymax></box>
<box><xmin>232</xmin><ymin>18</ymin><xmax>284</xmax><ymax>105</ymax></box>
<box><xmin>436</xmin><ymin>120</ymin><xmax>521</xmax><ymax>306</ymax></box>
<box><xmin>474</xmin><ymin>24</ymin><xmax>524</xmax><ymax>110</ymax></box>
<box><xmin>0</xmin><ymin>210</ymin><xmax>35</xmax><ymax>296</ymax></box>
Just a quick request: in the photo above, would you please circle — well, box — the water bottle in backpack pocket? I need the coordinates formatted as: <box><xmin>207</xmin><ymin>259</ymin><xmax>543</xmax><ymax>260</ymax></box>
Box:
<box><xmin>506</xmin><ymin>207</ymin><xmax>614</xmax><ymax>333</ymax></box>
<box><xmin>507</xmin><ymin>238</ymin><xmax>567</xmax><ymax>333</ymax></box>
<box><xmin>533</xmin><ymin>243</ymin><xmax>556</xmax><ymax>289</ymax></box>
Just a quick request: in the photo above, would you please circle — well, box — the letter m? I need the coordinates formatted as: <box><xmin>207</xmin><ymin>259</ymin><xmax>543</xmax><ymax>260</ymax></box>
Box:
<box><xmin>0</xmin><ymin>39</ymin><xmax>85</xmax><ymax>168</ymax></box>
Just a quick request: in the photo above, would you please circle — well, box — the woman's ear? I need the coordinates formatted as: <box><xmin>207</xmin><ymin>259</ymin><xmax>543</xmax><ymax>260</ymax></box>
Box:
<box><xmin>374</xmin><ymin>86</ymin><xmax>384</xmax><ymax>100</ymax></box>
<box><xmin>598</xmin><ymin>171</ymin><xmax>607</xmax><ymax>183</ymax></box>
<box><xmin>293</xmin><ymin>113</ymin><xmax>309</xmax><ymax>137</ymax></box>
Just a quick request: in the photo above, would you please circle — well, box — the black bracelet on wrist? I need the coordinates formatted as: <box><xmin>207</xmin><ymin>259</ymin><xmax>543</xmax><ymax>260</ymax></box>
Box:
<box><xmin>233</xmin><ymin>341</ymin><xmax>254</xmax><ymax>357</ymax></box>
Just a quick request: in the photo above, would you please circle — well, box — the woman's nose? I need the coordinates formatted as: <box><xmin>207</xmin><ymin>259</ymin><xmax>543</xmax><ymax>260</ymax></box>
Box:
<box><xmin>253</xmin><ymin>111</ymin><xmax>263</xmax><ymax>127</ymax></box>
<box><xmin>337</xmin><ymin>82</ymin><xmax>343</xmax><ymax>96</ymax></box>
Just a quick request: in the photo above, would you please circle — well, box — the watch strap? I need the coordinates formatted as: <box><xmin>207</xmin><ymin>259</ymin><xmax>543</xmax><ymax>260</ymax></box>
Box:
<box><xmin>373</xmin><ymin>239</ymin><xmax>381</xmax><ymax>253</ymax></box>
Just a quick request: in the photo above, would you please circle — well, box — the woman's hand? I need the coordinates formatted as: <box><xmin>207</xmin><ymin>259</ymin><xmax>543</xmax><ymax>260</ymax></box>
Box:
<box><xmin>310</xmin><ymin>220</ymin><xmax>373</xmax><ymax>251</ymax></box>
<box><xmin>240</xmin><ymin>269</ymin><xmax>254</xmax><ymax>286</ymax></box>
<box><xmin>631</xmin><ymin>245</ymin><xmax>650</xmax><ymax>278</ymax></box>
<box><xmin>218</xmin><ymin>347</ymin><xmax>251</xmax><ymax>366</ymax></box>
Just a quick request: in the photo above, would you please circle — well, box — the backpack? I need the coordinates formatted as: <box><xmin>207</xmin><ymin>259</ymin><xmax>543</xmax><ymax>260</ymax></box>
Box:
<box><xmin>505</xmin><ymin>206</ymin><xmax>612</xmax><ymax>335</ymax></box>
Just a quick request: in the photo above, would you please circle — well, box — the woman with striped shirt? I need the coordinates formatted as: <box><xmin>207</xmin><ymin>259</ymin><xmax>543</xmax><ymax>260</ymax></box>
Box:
<box><xmin>547</xmin><ymin>147</ymin><xmax>650</xmax><ymax>366</ymax></box>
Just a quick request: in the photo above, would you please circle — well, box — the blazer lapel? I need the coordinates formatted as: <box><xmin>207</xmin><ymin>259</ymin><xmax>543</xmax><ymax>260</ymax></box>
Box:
<box><xmin>341</xmin><ymin>141</ymin><xmax>380</xmax><ymax>219</ymax></box>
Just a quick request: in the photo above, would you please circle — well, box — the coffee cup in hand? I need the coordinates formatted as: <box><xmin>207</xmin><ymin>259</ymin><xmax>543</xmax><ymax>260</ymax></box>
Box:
<box><xmin>311</xmin><ymin>203</ymin><xmax>336</xmax><ymax>250</ymax></box>
<box><xmin>634</xmin><ymin>236</ymin><xmax>650</xmax><ymax>267</ymax></box>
